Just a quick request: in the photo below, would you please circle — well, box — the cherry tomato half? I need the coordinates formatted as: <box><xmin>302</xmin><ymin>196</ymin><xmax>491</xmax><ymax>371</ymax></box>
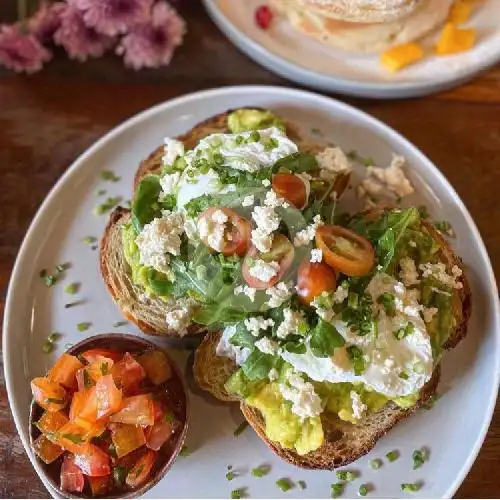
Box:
<box><xmin>315</xmin><ymin>225</ymin><xmax>375</xmax><ymax>277</ymax></box>
<box><xmin>242</xmin><ymin>234</ymin><xmax>295</xmax><ymax>290</ymax></box>
<box><xmin>198</xmin><ymin>207</ymin><xmax>251</xmax><ymax>256</ymax></box>
<box><xmin>272</xmin><ymin>173</ymin><xmax>309</xmax><ymax>209</ymax></box>
<box><xmin>296</xmin><ymin>259</ymin><xmax>337</xmax><ymax>305</ymax></box>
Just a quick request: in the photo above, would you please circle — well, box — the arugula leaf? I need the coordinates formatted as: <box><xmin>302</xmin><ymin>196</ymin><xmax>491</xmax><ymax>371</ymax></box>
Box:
<box><xmin>274</xmin><ymin>152</ymin><xmax>317</xmax><ymax>173</ymax></box>
<box><xmin>241</xmin><ymin>349</ymin><xmax>278</xmax><ymax>380</ymax></box>
<box><xmin>193</xmin><ymin>304</ymin><xmax>246</xmax><ymax>326</ymax></box>
<box><xmin>229</xmin><ymin>323</ymin><xmax>256</xmax><ymax>349</ymax></box>
<box><xmin>282</xmin><ymin>341</ymin><xmax>307</xmax><ymax>354</ymax></box>
<box><xmin>131</xmin><ymin>175</ymin><xmax>163</xmax><ymax>232</ymax></box>
<box><xmin>309</xmin><ymin>319</ymin><xmax>345</xmax><ymax>357</ymax></box>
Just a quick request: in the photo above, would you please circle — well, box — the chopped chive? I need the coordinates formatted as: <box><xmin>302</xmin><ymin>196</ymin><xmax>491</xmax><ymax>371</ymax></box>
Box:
<box><xmin>276</xmin><ymin>478</ymin><xmax>293</xmax><ymax>492</ymax></box>
<box><xmin>42</xmin><ymin>341</ymin><xmax>55</xmax><ymax>354</ymax></box>
<box><xmin>82</xmin><ymin>236</ymin><xmax>97</xmax><ymax>245</ymax></box>
<box><xmin>77</xmin><ymin>322</ymin><xmax>91</xmax><ymax>332</ymax></box>
<box><xmin>100</xmin><ymin>170</ymin><xmax>120</xmax><ymax>182</ymax></box>
<box><xmin>412</xmin><ymin>448</ymin><xmax>427</xmax><ymax>470</ymax></box>
<box><xmin>95</xmin><ymin>188</ymin><xmax>107</xmax><ymax>196</ymax></box>
<box><xmin>46</xmin><ymin>397</ymin><xmax>65</xmax><ymax>404</ymax></box>
<box><xmin>359</xmin><ymin>484</ymin><xmax>369</xmax><ymax>497</ymax></box>
<box><xmin>61</xmin><ymin>433</ymin><xmax>85</xmax><ymax>444</ymax></box>
<box><xmin>336</xmin><ymin>470</ymin><xmax>357</xmax><ymax>482</ymax></box>
<box><xmin>418</xmin><ymin>205</ymin><xmax>429</xmax><ymax>219</ymax></box>
<box><xmin>298</xmin><ymin>480</ymin><xmax>306</xmax><ymax>490</ymax></box>
<box><xmin>113</xmin><ymin>321</ymin><xmax>128</xmax><ymax>328</ymax></box>
<box><xmin>401</xmin><ymin>483</ymin><xmax>421</xmax><ymax>493</ymax></box>
<box><xmin>45</xmin><ymin>275</ymin><xmax>57</xmax><ymax>287</ymax></box>
<box><xmin>64</xmin><ymin>283</ymin><xmax>80</xmax><ymax>295</ymax></box>
<box><xmin>48</xmin><ymin>333</ymin><xmax>61</xmax><ymax>343</ymax></box>
<box><xmin>233</xmin><ymin>421</ymin><xmax>249</xmax><ymax>437</ymax></box>
<box><xmin>100</xmin><ymin>362</ymin><xmax>109</xmax><ymax>376</ymax></box>
<box><xmin>251</xmin><ymin>465</ymin><xmax>270</xmax><ymax>478</ymax></box>
<box><xmin>386</xmin><ymin>450</ymin><xmax>399</xmax><ymax>462</ymax></box>
<box><xmin>434</xmin><ymin>220</ymin><xmax>454</xmax><ymax>237</ymax></box>
<box><xmin>362</xmin><ymin>156</ymin><xmax>375</xmax><ymax>167</ymax></box>
<box><xmin>423</xmin><ymin>394</ymin><xmax>439</xmax><ymax>410</ymax></box>
<box><xmin>369</xmin><ymin>459</ymin><xmax>382</xmax><ymax>470</ymax></box>
<box><xmin>179</xmin><ymin>445</ymin><xmax>189</xmax><ymax>456</ymax></box>
<box><xmin>64</xmin><ymin>342</ymin><xmax>74</xmax><ymax>350</ymax></box>
<box><xmin>94</xmin><ymin>196</ymin><xmax>123</xmax><ymax>216</ymax></box>
<box><xmin>226</xmin><ymin>471</ymin><xmax>236</xmax><ymax>481</ymax></box>
<box><xmin>230</xmin><ymin>488</ymin><xmax>246</xmax><ymax>499</ymax></box>
<box><xmin>83</xmin><ymin>370</ymin><xmax>93</xmax><ymax>389</ymax></box>
<box><xmin>331</xmin><ymin>483</ymin><xmax>344</xmax><ymax>498</ymax></box>
<box><xmin>227</xmin><ymin>465</ymin><xmax>233</xmax><ymax>470</ymax></box>
<box><xmin>65</xmin><ymin>300</ymin><xmax>84</xmax><ymax>308</ymax></box>
<box><xmin>39</xmin><ymin>269</ymin><xmax>47</xmax><ymax>278</ymax></box>
<box><xmin>55</xmin><ymin>263</ymin><xmax>69</xmax><ymax>272</ymax></box>
<box><xmin>113</xmin><ymin>466</ymin><xmax>126</xmax><ymax>487</ymax></box>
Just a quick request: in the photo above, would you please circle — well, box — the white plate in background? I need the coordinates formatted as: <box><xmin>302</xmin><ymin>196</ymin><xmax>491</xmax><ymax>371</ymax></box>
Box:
<box><xmin>203</xmin><ymin>0</ymin><xmax>500</xmax><ymax>99</ymax></box>
<box><xmin>3</xmin><ymin>86</ymin><xmax>499</xmax><ymax>498</ymax></box>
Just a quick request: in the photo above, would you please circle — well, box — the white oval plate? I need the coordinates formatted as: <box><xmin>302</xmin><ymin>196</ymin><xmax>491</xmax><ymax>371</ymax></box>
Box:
<box><xmin>4</xmin><ymin>86</ymin><xmax>499</xmax><ymax>498</ymax></box>
<box><xmin>203</xmin><ymin>0</ymin><xmax>500</xmax><ymax>99</ymax></box>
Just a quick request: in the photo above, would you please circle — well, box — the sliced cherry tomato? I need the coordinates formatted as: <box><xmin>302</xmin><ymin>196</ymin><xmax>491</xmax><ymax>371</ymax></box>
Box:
<box><xmin>315</xmin><ymin>225</ymin><xmax>375</xmax><ymax>277</ymax></box>
<box><xmin>47</xmin><ymin>354</ymin><xmax>84</xmax><ymax>391</ymax></box>
<box><xmin>36</xmin><ymin>411</ymin><xmax>69</xmax><ymax>437</ymax></box>
<box><xmin>33</xmin><ymin>434</ymin><xmax>64</xmax><ymax>464</ymax></box>
<box><xmin>80</xmin><ymin>349</ymin><xmax>123</xmax><ymax>364</ymax></box>
<box><xmin>125</xmin><ymin>450</ymin><xmax>156</xmax><ymax>488</ymax></box>
<box><xmin>242</xmin><ymin>234</ymin><xmax>295</xmax><ymax>290</ymax></box>
<box><xmin>111</xmin><ymin>352</ymin><xmax>146</xmax><ymax>393</ymax></box>
<box><xmin>198</xmin><ymin>207</ymin><xmax>251</xmax><ymax>256</ymax></box>
<box><xmin>55</xmin><ymin>422</ymin><xmax>89</xmax><ymax>453</ymax></box>
<box><xmin>272</xmin><ymin>173</ymin><xmax>309</xmax><ymax>209</ymax></box>
<box><xmin>146</xmin><ymin>419</ymin><xmax>174</xmax><ymax>451</ymax></box>
<box><xmin>137</xmin><ymin>350</ymin><xmax>172</xmax><ymax>386</ymax></box>
<box><xmin>31</xmin><ymin>377</ymin><xmax>67</xmax><ymax>412</ymax></box>
<box><xmin>89</xmin><ymin>475</ymin><xmax>110</xmax><ymax>496</ymax></box>
<box><xmin>69</xmin><ymin>387</ymin><xmax>98</xmax><ymax>425</ymax></box>
<box><xmin>74</xmin><ymin>443</ymin><xmax>111</xmax><ymax>477</ymax></box>
<box><xmin>109</xmin><ymin>394</ymin><xmax>154</xmax><ymax>427</ymax></box>
<box><xmin>60</xmin><ymin>455</ymin><xmax>85</xmax><ymax>493</ymax></box>
<box><xmin>296</xmin><ymin>259</ymin><xmax>337</xmax><ymax>305</ymax></box>
<box><xmin>110</xmin><ymin>423</ymin><xmax>146</xmax><ymax>458</ymax></box>
<box><xmin>96</xmin><ymin>375</ymin><xmax>123</xmax><ymax>420</ymax></box>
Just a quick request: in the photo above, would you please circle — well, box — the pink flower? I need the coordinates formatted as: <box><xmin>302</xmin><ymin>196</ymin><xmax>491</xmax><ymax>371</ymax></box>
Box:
<box><xmin>116</xmin><ymin>1</ymin><xmax>185</xmax><ymax>70</ymax></box>
<box><xmin>28</xmin><ymin>2</ymin><xmax>66</xmax><ymax>44</ymax></box>
<box><xmin>54</xmin><ymin>5</ymin><xmax>114</xmax><ymax>61</ymax></box>
<box><xmin>69</xmin><ymin>0</ymin><xmax>153</xmax><ymax>37</ymax></box>
<box><xmin>0</xmin><ymin>25</ymin><xmax>52</xmax><ymax>73</ymax></box>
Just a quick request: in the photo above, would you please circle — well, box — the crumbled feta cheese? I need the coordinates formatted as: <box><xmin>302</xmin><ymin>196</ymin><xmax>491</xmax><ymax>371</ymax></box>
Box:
<box><xmin>159</xmin><ymin>171</ymin><xmax>181</xmax><ymax>196</ymax></box>
<box><xmin>135</xmin><ymin>212</ymin><xmax>184</xmax><ymax>274</ymax></box>
<box><xmin>234</xmin><ymin>285</ymin><xmax>257</xmax><ymax>302</ymax></box>
<box><xmin>333</xmin><ymin>283</ymin><xmax>349</xmax><ymax>304</ymax></box>
<box><xmin>423</xmin><ymin>307</ymin><xmax>438</xmax><ymax>323</ymax></box>
<box><xmin>242</xmin><ymin>194</ymin><xmax>255</xmax><ymax>207</ymax></box>
<box><xmin>399</xmin><ymin>257</ymin><xmax>420</xmax><ymax>287</ymax></box>
<box><xmin>276</xmin><ymin>308</ymin><xmax>306</xmax><ymax>339</ymax></box>
<box><xmin>255</xmin><ymin>337</ymin><xmax>279</xmax><ymax>355</ymax></box>
<box><xmin>268</xmin><ymin>368</ymin><xmax>279</xmax><ymax>381</ymax></box>
<box><xmin>316</xmin><ymin>147</ymin><xmax>352</xmax><ymax>181</ymax></box>
<box><xmin>244</xmin><ymin>316</ymin><xmax>275</xmax><ymax>337</ymax></box>
<box><xmin>264</xmin><ymin>189</ymin><xmax>286</xmax><ymax>208</ymax></box>
<box><xmin>251</xmin><ymin>205</ymin><xmax>280</xmax><ymax>253</ymax></box>
<box><xmin>294</xmin><ymin>215</ymin><xmax>322</xmax><ymax>247</ymax></box>
<box><xmin>164</xmin><ymin>297</ymin><xmax>196</xmax><ymax>336</ymax></box>
<box><xmin>310</xmin><ymin>249</ymin><xmax>323</xmax><ymax>263</ymax></box>
<box><xmin>419</xmin><ymin>262</ymin><xmax>463</xmax><ymax>289</ymax></box>
<box><xmin>216</xmin><ymin>325</ymin><xmax>250</xmax><ymax>365</ymax></box>
<box><xmin>251</xmin><ymin>229</ymin><xmax>273</xmax><ymax>253</ymax></box>
<box><xmin>262</xmin><ymin>179</ymin><xmax>271</xmax><ymax>187</ymax></box>
<box><xmin>266</xmin><ymin>281</ymin><xmax>293</xmax><ymax>308</ymax></box>
<box><xmin>197</xmin><ymin>209</ymin><xmax>228</xmax><ymax>252</ymax></box>
<box><xmin>249</xmin><ymin>259</ymin><xmax>280</xmax><ymax>283</ymax></box>
<box><xmin>279</xmin><ymin>371</ymin><xmax>322</xmax><ymax>419</ymax></box>
<box><xmin>350</xmin><ymin>391</ymin><xmax>367</xmax><ymax>420</ymax></box>
<box><xmin>163</xmin><ymin>138</ymin><xmax>184</xmax><ymax>166</ymax></box>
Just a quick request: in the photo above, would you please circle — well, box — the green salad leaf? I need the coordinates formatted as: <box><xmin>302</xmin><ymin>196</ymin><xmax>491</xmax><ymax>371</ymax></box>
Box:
<box><xmin>274</xmin><ymin>152</ymin><xmax>317</xmax><ymax>173</ymax></box>
<box><xmin>229</xmin><ymin>323</ymin><xmax>257</xmax><ymax>349</ymax></box>
<box><xmin>309</xmin><ymin>319</ymin><xmax>345</xmax><ymax>358</ymax></box>
<box><xmin>241</xmin><ymin>349</ymin><xmax>279</xmax><ymax>381</ymax></box>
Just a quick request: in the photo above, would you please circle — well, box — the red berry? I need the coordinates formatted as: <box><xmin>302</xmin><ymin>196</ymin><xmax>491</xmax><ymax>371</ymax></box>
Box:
<box><xmin>255</xmin><ymin>5</ymin><xmax>273</xmax><ymax>30</ymax></box>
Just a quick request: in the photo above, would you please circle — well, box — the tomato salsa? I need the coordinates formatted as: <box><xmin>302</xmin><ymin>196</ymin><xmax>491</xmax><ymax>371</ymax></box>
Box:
<box><xmin>29</xmin><ymin>335</ymin><xmax>187</xmax><ymax>497</ymax></box>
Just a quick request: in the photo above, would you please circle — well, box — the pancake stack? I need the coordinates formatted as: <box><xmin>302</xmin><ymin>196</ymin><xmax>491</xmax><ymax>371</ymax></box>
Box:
<box><xmin>270</xmin><ymin>0</ymin><xmax>455</xmax><ymax>53</ymax></box>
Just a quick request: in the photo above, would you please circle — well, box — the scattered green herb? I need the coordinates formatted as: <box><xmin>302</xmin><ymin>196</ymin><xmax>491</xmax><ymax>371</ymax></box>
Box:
<box><xmin>48</xmin><ymin>333</ymin><xmax>61</xmax><ymax>343</ymax></box>
<box><xmin>422</xmin><ymin>394</ymin><xmax>439</xmax><ymax>410</ymax></box>
<box><xmin>55</xmin><ymin>264</ymin><xmax>68</xmax><ymax>273</ymax></box>
<box><xmin>46</xmin><ymin>397</ymin><xmax>65</xmax><ymax>404</ymax></box>
<box><xmin>230</xmin><ymin>488</ymin><xmax>246</xmax><ymax>499</ymax></box>
<box><xmin>83</xmin><ymin>370</ymin><xmax>93</xmax><ymax>389</ymax></box>
<box><xmin>377</xmin><ymin>292</ymin><xmax>396</xmax><ymax>316</ymax></box>
<box><xmin>82</xmin><ymin>236</ymin><xmax>97</xmax><ymax>245</ymax></box>
<box><xmin>251</xmin><ymin>465</ymin><xmax>270</xmax><ymax>478</ymax></box>
<box><xmin>226</xmin><ymin>471</ymin><xmax>236</xmax><ymax>481</ymax></box>
<box><xmin>100</xmin><ymin>170</ymin><xmax>120</xmax><ymax>182</ymax></box>
<box><xmin>42</xmin><ymin>341</ymin><xmax>55</xmax><ymax>354</ymax></box>
<box><xmin>359</xmin><ymin>484</ymin><xmax>369</xmax><ymax>497</ymax></box>
<box><xmin>62</xmin><ymin>433</ymin><xmax>85</xmax><ymax>444</ymax></box>
<box><xmin>362</xmin><ymin>156</ymin><xmax>375</xmax><ymax>167</ymax></box>
<box><xmin>95</xmin><ymin>188</ymin><xmax>107</xmax><ymax>196</ymax></box>
<box><xmin>369</xmin><ymin>459</ymin><xmax>382</xmax><ymax>470</ymax></box>
<box><xmin>386</xmin><ymin>450</ymin><xmax>399</xmax><ymax>462</ymax></box>
<box><xmin>233</xmin><ymin>421</ymin><xmax>249</xmax><ymax>437</ymax></box>
<box><xmin>77</xmin><ymin>322</ymin><xmax>91</xmax><ymax>332</ymax></box>
<box><xmin>401</xmin><ymin>483</ymin><xmax>421</xmax><ymax>493</ymax></box>
<box><xmin>113</xmin><ymin>466</ymin><xmax>127</xmax><ymax>486</ymax></box>
<box><xmin>100</xmin><ymin>362</ymin><xmax>109</xmax><ymax>376</ymax></box>
<box><xmin>331</xmin><ymin>483</ymin><xmax>345</xmax><ymax>498</ymax></box>
<box><xmin>434</xmin><ymin>220</ymin><xmax>454</xmax><ymax>237</ymax></box>
<box><xmin>412</xmin><ymin>449</ymin><xmax>427</xmax><ymax>470</ymax></box>
<box><xmin>346</xmin><ymin>345</ymin><xmax>366</xmax><ymax>375</ymax></box>
<box><xmin>113</xmin><ymin>321</ymin><xmax>128</xmax><ymax>327</ymax></box>
<box><xmin>65</xmin><ymin>300</ymin><xmax>84</xmax><ymax>308</ymax></box>
<box><xmin>179</xmin><ymin>445</ymin><xmax>190</xmax><ymax>456</ymax></box>
<box><xmin>276</xmin><ymin>479</ymin><xmax>293</xmax><ymax>492</ymax></box>
<box><xmin>44</xmin><ymin>275</ymin><xmax>57</xmax><ymax>287</ymax></box>
<box><xmin>394</xmin><ymin>322</ymin><xmax>415</xmax><ymax>340</ymax></box>
<box><xmin>336</xmin><ymin>470</ymin><xmax>357</xmax><ymax>482</ymax></box>
<box><xmin>64</xmin><ymin>283</ymin><xmax>80</xmax><ymax>295</ymax></box>
<box><xmin>94</xmin><ymin>196</ymin><xmax>123</xmax><ymax>215</ymax></box>
<box><xmin>298</xmin><ymin>480</ymin><xmax>306</xmax><ymax>490</ymax></box>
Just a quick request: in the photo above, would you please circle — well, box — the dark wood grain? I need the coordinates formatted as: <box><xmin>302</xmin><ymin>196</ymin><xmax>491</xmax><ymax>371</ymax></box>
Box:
<box><xmin>0</xmin><ymin>2</ymin><xmax>499</xmax><ymax>498</ymax></box>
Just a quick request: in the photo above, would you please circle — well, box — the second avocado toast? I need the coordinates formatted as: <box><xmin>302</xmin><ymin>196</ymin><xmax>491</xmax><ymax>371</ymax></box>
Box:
<box><xmin>100</xmin><ymin>108</ymin><xmax>472</xmax><ymax>470</ymax></box>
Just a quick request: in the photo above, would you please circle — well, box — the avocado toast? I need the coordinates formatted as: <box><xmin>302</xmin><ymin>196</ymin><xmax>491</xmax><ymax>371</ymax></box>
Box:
<box><xmin>193</xmin><ymin>205</ymin><xmax>471</xmax><ymax>469</ymax></box>
<box><xmin>100</xmin><ymin>108</ymin><xmax>351</xmax><ymax>337</ymax></box>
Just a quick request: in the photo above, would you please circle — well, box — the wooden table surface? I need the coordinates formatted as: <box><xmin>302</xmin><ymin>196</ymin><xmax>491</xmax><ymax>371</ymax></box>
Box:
<box><xmin>0</xmin><ymin>2</ymin><xmax>499</xmax><ymax>498</ymax></box>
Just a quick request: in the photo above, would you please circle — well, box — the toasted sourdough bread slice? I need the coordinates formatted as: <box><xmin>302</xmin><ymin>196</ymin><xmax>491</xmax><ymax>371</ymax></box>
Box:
<box><xmin>193</xmin><ymin>206</ymin><xmax>472</xmax><ymax>469</ymax></box>
<box><xmin>101</xmin><ymin>110</ymin><xmax>350</xmax><ymax>337</ymax></box>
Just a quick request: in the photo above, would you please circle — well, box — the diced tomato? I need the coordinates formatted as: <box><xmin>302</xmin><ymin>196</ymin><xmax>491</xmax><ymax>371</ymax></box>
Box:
<box><xmin>89</xmin><ymin>475</ymin><xmax>110</xmax><ymax>496</ymax></box>
<box><xmin>48</xmin><ymin>354</ymin><xmax>84</xmax><ymax>391</ymax></box>
<box><xmin>69</xmin><ymin>387</ymin><xmax>98</xmax><ymax>425</ymax></box>
<box><xmin>137</xmin><ymin>350</ymin><xmax>172</xmax><ymax>386</ymax></box>
<box><xmin>33</xmin><ymin>434</ymin><xmax>64</xmax><ymax>464</ymax></box>
<box><xmin>55</xmin><ymin>422</ymin><xmax>89</xmax><ymax>454</ymax></box>
<box><xmin>125</xmin><ymin>450</ymin><xmax>156</xmax><ymax>488</ymax></box>
<box><xmin>146</xmin><ymin>419</ymin><xmax>174</xmax><ymax>451</ymax></box>
<box><xmin>110</xmin><ymin>394</ymin><xmax>154</xmax><ymax>427</ymax></box>
<box><xmin>85</xmin><ymin>420</ymin><xmax>107</xmax><ymax>440</ymax></box>
<box><xmin>73</xmin><ymin>444</ymin><xmax>111</xmax><ymax>477</ymax></box>
<box><xmin>110</xmin><ymin>423</ymin><xmax>146</xmax><ymax>458</ymax></box>
<box><xmin>60</xmin><ymin>455</ymin><xmax>85</xmax><ymax>493</ymax></box>
<box><xmin>96</xmin><ymin>375</ymin><xmax>122</xmax><ymax>420</ymax></box>
<box><xmin>80</xmin><ymin>349</ymin><xmax>123</xmax><ymax>364</ymax></box>
<box><xmin>85</xmin><ymin>356</ymin><xmax>115</xmax><ymax>383</ymax></box>
<box><xmin>36</xmin><ymin>411</ymin><xmax>69</xmax><ymax>437</ymax></box>
<box><xmin>111</xmin><ymin>353</ymin><xmax>146</xmax><ymax>393</ymax></box>
<box><xmin>31</xmin><ymin>377</ymin><xmax>67</xmax><ymax>412</ymax></box>
<box><xmin>151</xmin><ymin>400</ymin><xmax>163</xmax><ymax>421</ymax></box>
<box><xmin>296</xmin><ymin>259</ymin><xmax>337</xmax><ymax>305</ymax></box>
<box><xmin>272</xmin><ymin>173</ymin><xmax>309</xmax><ymax>209</ymax></box>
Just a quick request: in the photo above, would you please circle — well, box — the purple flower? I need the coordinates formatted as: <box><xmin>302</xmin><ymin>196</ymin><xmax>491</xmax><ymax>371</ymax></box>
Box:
<box><xmin>69</xmin><ymin>0</ymin><xmax>153</xmax><ymax>37</ymax></box>
<box><xmin>0</xmin><ymin>25</ymin><xmax>52</xmax><ymax>73</ymax></box>
<box><xmin>116</xmin><ymin>1</ymin><xmax>186</xmax><ymax>70</ymax></box>
<box><xmin>28</xmin><ymin>2</ymin><xmax>66</xmax><ymax>44</ymax></box>
<box><xmin>54</xmin><ymin>5</ymin><xmax>114</xmax><ymax>61</ymax></box>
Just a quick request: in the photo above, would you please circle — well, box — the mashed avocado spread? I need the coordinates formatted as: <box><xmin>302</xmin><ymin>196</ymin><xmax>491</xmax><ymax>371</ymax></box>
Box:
<box><xmin>227</xmin><ymin>109</ymin><xmax>284</xmax><ymax>133</ymax></box>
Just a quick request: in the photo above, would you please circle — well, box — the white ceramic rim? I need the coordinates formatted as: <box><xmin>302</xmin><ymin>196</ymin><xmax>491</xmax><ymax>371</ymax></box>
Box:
<box><xmin>202</xmin><ymin>0</ymin><xmax>500</xmax><ymax>99</ymax></box>
<box><xmin>3</xmin><ymin>85</ymin><xmax>499</xmax><ymax>498</ymax></box>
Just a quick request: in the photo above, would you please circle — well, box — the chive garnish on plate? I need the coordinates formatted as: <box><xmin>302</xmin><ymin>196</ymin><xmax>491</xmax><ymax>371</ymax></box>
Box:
<box><xmin>64</xmin><ymin>283</ymin><xmax>80</xmax><ymax>295</ymax></box>
<box><xmin>369</xmin><ymin>458</ymin><xmax>382</xmax><ymax>470</ymax></box>
<box><xmin>230</xmin><ymin>488</ymin><xmax>246</xmax><ymax>499</ymax></box>
<box><xmin>336</xmin><ymin>470</ymin><xmax>357</xmax><ymax>481</ymax></box>
<box><xmin>276</xmin><ymin>478</ymin><xmax>293</xmax><ymax>492</ymax></box>
<box><xmin>386</xmin><ymin>450</ymin><xmax>399</xmax><ymax>462</ymax></box>
<box><xmin>331</xmin><ymin>482</ymin><xmax>344</xmax><ymax>498</ymax></box>
<box><xmin>251</xmin><ymin>465</ymin><xmax>270</xmax><ymax>478</ymax></box>
<box><xmin>359</xmin><ymin>484</ymin><xmax>369</xmax><ymax>496</ymax></box>
<box><xmin>77</xmin><ymin>322</ymin><xmax>91</xmax><ymax>332</ymax></box>
<box><xmin>401</xmin><ymin>483</ymin><xmax>421</xmax><ymax>493</ymax></box>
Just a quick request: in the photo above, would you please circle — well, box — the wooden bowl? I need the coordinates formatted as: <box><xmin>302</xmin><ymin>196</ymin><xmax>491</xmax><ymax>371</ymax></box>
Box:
<box><xmin>29</xmin><ymin>333</ymin><xmax>189</xmax><ymax>499</ymax></box>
